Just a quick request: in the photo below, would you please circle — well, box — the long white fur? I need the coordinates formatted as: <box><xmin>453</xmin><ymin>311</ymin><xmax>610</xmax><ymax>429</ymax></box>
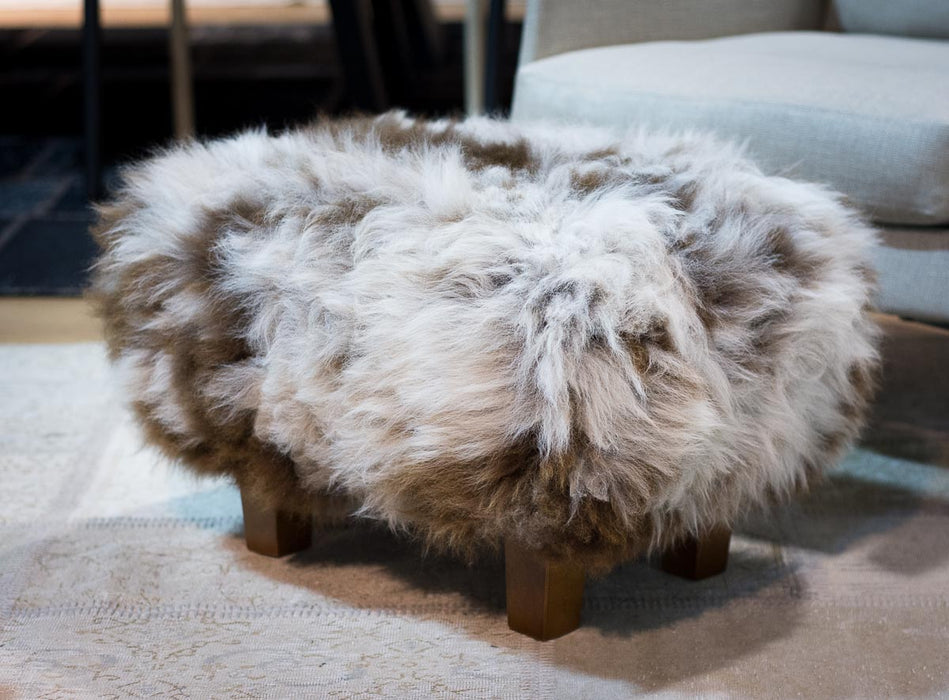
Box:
<box><xmin>93</xmin><ymin>111</ymin><xmax>880</xmax><ymax>562</ymax></box>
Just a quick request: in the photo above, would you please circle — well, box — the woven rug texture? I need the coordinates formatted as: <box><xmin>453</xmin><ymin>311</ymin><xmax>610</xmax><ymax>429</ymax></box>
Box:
<box><xmin>0</xmin><ymin>315</ymin><xmax>947</xmax><ymax>698</ymax></box>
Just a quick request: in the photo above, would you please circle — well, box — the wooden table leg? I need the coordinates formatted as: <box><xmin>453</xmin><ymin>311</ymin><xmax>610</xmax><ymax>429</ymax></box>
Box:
<box><xmin>169</xmin><ymin>0</ymin><xmax>195</xmax><ymax>139</ymax></box>
<box><xmin>240</xmin><ymin>489</ymin><xmax>312</xmax><ymax>557</ymax></box>
<box><xmin>505</xmin><ymin>539</ymin><xmax>585</xmax><ymax>641</ymax></box>
<box><xmin>661</xmin><ymin>524</ymin><xmax>731</xmax><ymax>580</ymax></box>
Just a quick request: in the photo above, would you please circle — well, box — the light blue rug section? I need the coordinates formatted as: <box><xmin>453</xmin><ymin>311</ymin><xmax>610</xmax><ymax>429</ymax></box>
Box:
<box><xmin>836</xmin><ymin>447</ymin><xmax>949</xmax><ymax>498</ymax></box>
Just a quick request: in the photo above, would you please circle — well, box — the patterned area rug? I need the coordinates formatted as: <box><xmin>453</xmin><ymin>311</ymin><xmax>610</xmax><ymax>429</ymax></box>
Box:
<box><xmin>1</xmin><ymin>317</ymin><xmax>948</xmax><ymax>697</ymax></box>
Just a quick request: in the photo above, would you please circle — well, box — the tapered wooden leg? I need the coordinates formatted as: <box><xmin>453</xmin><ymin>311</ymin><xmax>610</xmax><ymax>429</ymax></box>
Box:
<box><xmin>240</xmin><ymin>490</ymin><xmax>312</xmax><ymax>557</ymax></box>
<box><xmin>661</xmin><ymin>524</ymin><xmax>731</xmax><ymax>580</ymax></box>
<box><xmin>505</xmin><ymin>539</ymin><xmax>585</xmax><ymax>641</ymax></box>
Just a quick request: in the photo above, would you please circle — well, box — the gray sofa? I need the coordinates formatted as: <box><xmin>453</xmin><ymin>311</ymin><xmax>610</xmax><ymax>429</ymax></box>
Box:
<box><xmin>511</xmin><ymin>0</ymin><xmax>949</xmax><ymax>323</ymax></box>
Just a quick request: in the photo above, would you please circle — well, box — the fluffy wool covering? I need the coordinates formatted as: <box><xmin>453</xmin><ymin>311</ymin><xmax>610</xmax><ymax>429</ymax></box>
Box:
<box><xmin>91</xmin><ymin>111</ymin><xmax>880</xmax><ymax>572</ymax></box>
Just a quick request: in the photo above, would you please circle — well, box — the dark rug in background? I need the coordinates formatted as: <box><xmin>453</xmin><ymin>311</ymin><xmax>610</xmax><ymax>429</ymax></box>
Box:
<box><xmin>0</xmin><ymin>137</ymin><xmax>98</xmax><ymax>295</ymax></box>
<box><xmin>0</xmin><ymin>20</ymin><xmax>522</xmax><ymax>296</ymax></box>
<box><xmin>0</xmin><ymin>22</ymin><xmax>345</xmax><ymax>296</ymax></box>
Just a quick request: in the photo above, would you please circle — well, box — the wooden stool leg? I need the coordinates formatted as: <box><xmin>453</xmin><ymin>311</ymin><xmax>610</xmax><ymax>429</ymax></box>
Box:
<box><xmin>240</xmin><ymin>489</ymin><xmax>312</xmax><ymax>557</ymax></box>
<box><xmin>505</xmin><ymin>539</ymin><xmax>585</xmax><ymax>641</ymax></box>
<box><xmin>661</xmin><ymin>524</ymin><xmax>731</xmax><ymax>580</ymax></box>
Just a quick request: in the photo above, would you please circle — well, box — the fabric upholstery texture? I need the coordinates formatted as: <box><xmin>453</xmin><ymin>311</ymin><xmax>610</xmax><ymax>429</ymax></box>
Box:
<box><xmin>833</xmin><ymin>0</ymin><xmax>949</xmax><ymax>39</ymax></box>
<box><xmin>512</xmin><ymin>31</ymin><xmax>949</xmax><ymax>227</ymax></box>
<box><xmin>873</xmin><ymin>227</ymin><xmax>949</xmax><ymax>324</ymax></box>
<box><xmin>517</xmin><ymin>0</ymin><xmax>827</xmax><ymax>63</ymax></box>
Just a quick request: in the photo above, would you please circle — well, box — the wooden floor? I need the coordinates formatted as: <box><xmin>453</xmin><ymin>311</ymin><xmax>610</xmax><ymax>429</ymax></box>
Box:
<box><xmin>0</xmin><ymin>297</ymin><xmax>102</xmax><ymax>344</ymax></box>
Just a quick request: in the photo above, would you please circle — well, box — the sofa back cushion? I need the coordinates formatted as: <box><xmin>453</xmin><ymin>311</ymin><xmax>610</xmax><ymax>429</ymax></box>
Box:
<box><xmin>518</xmin><ymin>0</ymin><xmax>827</xmax><ymax>63</ymax></box>
<box><xmin>834</xmin><ymin>0</ymin><xmax>949</xmax><ymax>39</ymax></box>
<box><xmin>512</xmin><ymin>32</ymin><xmax>949</xmax><ymax>226</ymax></box>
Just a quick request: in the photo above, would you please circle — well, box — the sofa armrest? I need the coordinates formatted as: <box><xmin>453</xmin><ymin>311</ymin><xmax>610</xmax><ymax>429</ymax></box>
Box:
<box><xmin>518</xmin><ymin>0</ymin><xmax>830</xmax><ymax>65</ymax></box>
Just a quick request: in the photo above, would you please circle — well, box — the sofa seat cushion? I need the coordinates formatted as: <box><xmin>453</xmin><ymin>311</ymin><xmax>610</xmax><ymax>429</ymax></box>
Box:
<box><xmin>874</xmin><ymin>227</ymin><xmax>949</xmax><ymax>323</ymax></box>
<box><xmin>512</xmin><ymin>32</ymin><xmax>949</xmax><ymax>226</ymax></box>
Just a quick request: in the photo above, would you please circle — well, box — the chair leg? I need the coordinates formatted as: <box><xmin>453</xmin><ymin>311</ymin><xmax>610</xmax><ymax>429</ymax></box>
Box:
<box><xmin>661</xmin><ymin>524</ymin><xmax>731</xmax><ymax>580</ymax></box>
<box><xmin>505</xmin><ymin>539</ymin><xmax>585</xmax><ymax>641</ymax></box>
<box><xmin>82</xmin><ymin>0</ymin><xmax>102</xmax><ymax>199</ymax></box>
<box><xmin>169</xmin><ymin>0</ymin><xmax>195</xmax><ymax>139</ymax></box>
<box><xmin>240</xmin><ymin>489</ymin><xmax>312</xmax><ymax>557</ymax></box>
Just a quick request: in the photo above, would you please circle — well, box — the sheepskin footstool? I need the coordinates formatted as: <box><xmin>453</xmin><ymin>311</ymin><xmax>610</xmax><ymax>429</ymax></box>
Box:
<box><xmin>91</xmin><ymin>112</ymin><xmax>880</xmax><ymax>640</ymax></box>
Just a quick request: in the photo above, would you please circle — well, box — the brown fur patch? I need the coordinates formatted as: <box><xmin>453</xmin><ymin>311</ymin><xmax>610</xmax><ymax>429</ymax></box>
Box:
<box><xmin>764</xmin><ymin>226</ymin><xmax>820</xmax><ymax>284</ymax></box>
<box><xmin>313</xmin><ymin>196</ymin><xmax>383</xmax><ymax>230</ymax></box>
<box><xmin>374</xmin><ymin>433</ymin><xmax>663</xmax><ymax>574</ymax></box>
<box><xmin>848</xmin><ymin>360</ymin><xmax>879</xmax><ymax>405</ymax></box>
<box><xmin>91</xmin><ymin>195</ymin><xmax>343</xmax><ymax>517</ymax></box>
<box><xmin>570</xmin><ymin>168</ymin><xmax>611</xmax><ymax>196</ymax></box>
<box><xmin>345</xmin><ymin>114</ymin><xmax>541</xmax><ymax>175</ymax></box>
<box><xmin>620</xmin><ymin>320</ymin><xmax>675</xmax><ymax>373</ymax></box>
<box><xmin>459</xmin><ymin>137</ymin><xmax>536</xmax><ymax>173</ymax></box>
<box><xmin>670</xmin><ymin>181</ymin><xmax>699</xmax><ymax>212</ymax></box>
<box><xmin>583</xmin><ymin>147</ymin><xmax>619</xmax><ymax>161</ymax></box>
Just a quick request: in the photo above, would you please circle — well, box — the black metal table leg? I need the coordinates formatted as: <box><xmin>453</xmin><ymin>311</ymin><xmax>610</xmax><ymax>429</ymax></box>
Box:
<box><xmin>328</xmin><ymin>0</ymin><xmax>388</xmax><ymax>111</ymax></box>
<box><xmin>82</xmin><ymin>0</ymin><xmax>102</xmax><ymax>200</ymax></box>
<box><xmin>484</xmin><ymin>0</ymin><xmax>506</xmax><ymax>114</ymax></box>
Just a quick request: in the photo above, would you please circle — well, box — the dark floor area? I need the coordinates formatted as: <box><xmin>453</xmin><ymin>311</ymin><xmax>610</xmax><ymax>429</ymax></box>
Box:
<box><xmin>0</xmin><ymin>18</ymin><xmax>521</xmax><ymax>294</ymax></box>
<box><xmin>0</xmin><ymin>137</ymin><xmax>96</xmax><ymax>294</ymax></box>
